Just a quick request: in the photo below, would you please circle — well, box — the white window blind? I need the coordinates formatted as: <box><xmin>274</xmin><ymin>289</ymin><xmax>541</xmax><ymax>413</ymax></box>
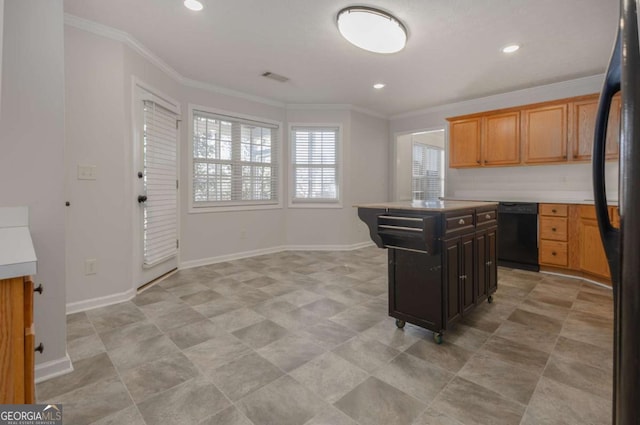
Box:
<box><xmin>192</xmin><ymin>111</ymin><xmax>278</xmax><ymax>207</ymax></box>
<box><xmin>143</xmin><ymin>100</ymin><xmax>178</xmax><ymax>266</ymax></box>
<box><xmin>412</xmin><ymin>142</ymin><xmax>444</xmax><ymax>200</ymax></box>
<box><xmin>291</xmin><ymin>126</ymin><xmax>339</xmax><ymax>202</ymax></box>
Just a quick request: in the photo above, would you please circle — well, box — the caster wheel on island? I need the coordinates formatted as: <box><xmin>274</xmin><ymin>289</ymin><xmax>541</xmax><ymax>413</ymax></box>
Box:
<box><xmin>433</xmin><ymin>332</ymin><xmax>443</xmax><ymax>345</ymax></box>
<box><xmin>395</xmin><ymin>319</ymin><xmax>405</xmax><ymax>329</ymax></box>
<box><xmin>488</xmin><ymin>295</ymin><xmax>494</xmax><ymax>304</ymax></box>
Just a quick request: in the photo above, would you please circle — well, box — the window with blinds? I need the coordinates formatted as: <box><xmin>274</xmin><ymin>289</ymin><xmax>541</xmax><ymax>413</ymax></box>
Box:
<box><xmin>192</xmin><ymin>110</ymin><xmax>278</xmax><ymax>208</ymax></box>
<box><xmin>412</xmin><ymin>142</ymin><xmax>444</xmax><ymax>200</ymax></box>
<box><xmin>291</xmin><ymin>126</ymin><xmax>339</xmax><ymax>202</ymax></box>
<box><xmin>143</xmin><ymin>100</ymin><xmax>178</xmax><ymax>266</ymax></box>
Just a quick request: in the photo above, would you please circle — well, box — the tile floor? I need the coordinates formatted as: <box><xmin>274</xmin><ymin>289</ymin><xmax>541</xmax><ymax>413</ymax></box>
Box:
<box><xmin>38</xmin><ymin>247</ymin><xmax>614</xmax><ymax>425</ymax></box>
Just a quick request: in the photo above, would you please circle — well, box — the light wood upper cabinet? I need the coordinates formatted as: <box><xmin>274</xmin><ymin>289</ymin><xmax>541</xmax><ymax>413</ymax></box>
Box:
<box><xmin>522</xmin><ymin>103</ymin><xmax>568</xmax><ymax>164</ymax></box>
<box><xmin>483</xmin><ymin>112</ymin><xmax>520</xmax><ymax>166</ymax></box>
<box><xmin>447</xmin><ymin>93</ymin><xmax>620</xmax><ymax>168</ymax></box>
<box><xmin>449</xmin><ymin>118</ymin><xmax>481</xmax><ymax>168</ymax></box>
<box><xmin>571</xmin><ymin>94</ymin><xmax>620</xmax><ymax>161</ymax></box>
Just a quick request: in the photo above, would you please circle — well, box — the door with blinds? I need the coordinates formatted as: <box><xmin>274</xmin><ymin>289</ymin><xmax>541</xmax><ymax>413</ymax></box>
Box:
<box><xmin>134</xmin><ymin>86</ymin><xmax>180</xmax><ymax>288</ymax></box>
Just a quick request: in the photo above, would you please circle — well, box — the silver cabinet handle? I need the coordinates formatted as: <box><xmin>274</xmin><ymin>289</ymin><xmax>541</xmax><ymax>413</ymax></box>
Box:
<box><xmin>486</xmin><ymin>261</ymin><xmax>492</xmax><ymax>266</ymax></box>
<box><xmin>485</xmin><ymin>214</ymin><xmax>491</xmax><ymax>219</ymax></box>
<box><xmin>458</xmin><ymin>219</ymin><xmax>465</xmax><ymax>225</ymax></box>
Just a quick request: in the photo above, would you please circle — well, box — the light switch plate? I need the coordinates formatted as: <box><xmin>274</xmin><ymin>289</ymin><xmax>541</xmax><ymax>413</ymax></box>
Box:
<box><xmin>78</xmin><ymin>164</ymin><xmax>97</xmax><ymax>180</ymax></box>
<box><xmin>84</xmin><ymin>258</ymin><xmax>97</xmax><ymax>275</ymax></box>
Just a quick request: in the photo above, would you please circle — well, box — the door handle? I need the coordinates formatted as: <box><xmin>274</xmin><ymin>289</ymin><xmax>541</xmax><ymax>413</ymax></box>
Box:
<box><xmin>138</xmin><ymin>195</ymin><xmax>148</xmax><ymax>203</ymax></box>
<box><xmin>592</xmin><ymin>26</ymin><xmax>621</xmax><ymax>284</ymax></box>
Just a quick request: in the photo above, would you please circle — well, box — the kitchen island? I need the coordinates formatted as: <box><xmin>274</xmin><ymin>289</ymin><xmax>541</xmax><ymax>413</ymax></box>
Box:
<box><xmin>357</xmin><ymin>200</ymin><xmax>498</xmax><ymax>343</ymax></box>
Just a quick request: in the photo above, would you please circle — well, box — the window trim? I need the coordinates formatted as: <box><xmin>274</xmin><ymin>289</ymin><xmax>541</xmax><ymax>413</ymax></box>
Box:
<box><xmin>188</xmin><ymin>104</ymin><xmax>283</xmax><ymax>213</ymax></box>
<box><xmin>288</xmin><ymin>123</ymin><xmax>343</xmax><ymax>209</ymax></box>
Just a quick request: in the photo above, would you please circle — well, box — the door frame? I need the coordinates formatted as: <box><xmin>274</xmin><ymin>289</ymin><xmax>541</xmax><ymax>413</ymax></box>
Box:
<box><xmin>391</xmin><ymin>126</ymin><xmax>447</xmax><ymax>201</ymax></box>
<box><xmin>130</xmin><ymin>77</ymin><xmax>181</xmax><ymax>289</ymax></box>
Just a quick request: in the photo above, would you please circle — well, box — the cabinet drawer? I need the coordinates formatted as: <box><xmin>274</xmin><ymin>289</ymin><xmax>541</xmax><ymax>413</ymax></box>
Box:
<box><xmin>476</xmin><ymin>209</ymin><xmax>497</xmax><ymax>227</ymax></box>
<box><xmin>445</xmin><ymin>213</ymin><xmax>474</xmax><ymax>233</ymax></box>
<box><xmin>540</xmin><ymin>240</ymin><xmax>568</xmax><ymax>267</ymax></box>
<box><xmin>539</xmin><ymin>217</ymin><xmax>568</xmax><ymax>241</ymax></box>
<box><xmin>539</xmin><ymin>204</ymin><xmax>568</xmax><ymax>217</ymax></box>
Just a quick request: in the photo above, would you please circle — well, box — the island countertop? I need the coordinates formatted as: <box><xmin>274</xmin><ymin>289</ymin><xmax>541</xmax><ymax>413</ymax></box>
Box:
<box><xmin>356</xmin><ymin>200</ymin><xmax>499</xmax><ymax>212</ymax></box>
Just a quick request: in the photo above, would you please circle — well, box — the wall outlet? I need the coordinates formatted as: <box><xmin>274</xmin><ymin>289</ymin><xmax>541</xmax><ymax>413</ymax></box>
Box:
<box><xmin>84</xmin><ymin>258</ymin><xmax>97</xmax><ymax>275</ymax></box>
<box><xmin>78</xmin><ymin>164</ymin><xmax>97</xmax><ymax>180</ymax></box>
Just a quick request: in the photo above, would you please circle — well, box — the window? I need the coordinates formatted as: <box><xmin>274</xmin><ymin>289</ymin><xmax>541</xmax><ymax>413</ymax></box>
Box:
<box><xmin>412</xmin><ymin>142</ymin><xmax>444</xmax><ymax>200</ymax></box>
<box><xmin>291</xmin><ymin>126</ymin><xmax>340</xmax><ymax>203</ymax></box>
<box><xmin>191</xmin><ymin>109</ymin><xmax>279</xmax><ymax>209</ymax></box>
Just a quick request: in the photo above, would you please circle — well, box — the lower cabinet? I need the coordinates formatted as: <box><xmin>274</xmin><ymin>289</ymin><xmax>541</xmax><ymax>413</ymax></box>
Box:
<box><xmin>0</xmin><ymin>276</ymin><xmax>35</xmax><ymax>404</ymax></box>
<box><xmin>445</xmin><ymin>234</ymin><xmax>475</xmax><ymax>320</ymax></box>
<box><xmin>538</xmin><ymin>203</ymin><xmax>620</xmax><ymax>284</ymax></box>
<box><xmin>475</xmin><ymin>226</ymin><xmax>497</xmax><ymax>303</ymax></box>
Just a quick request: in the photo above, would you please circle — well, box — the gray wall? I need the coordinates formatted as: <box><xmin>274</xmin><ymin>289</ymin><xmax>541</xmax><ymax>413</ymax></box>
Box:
<box><xmin>0</xmin><ymin>0</ymin><xmax>67</xmax><ymax>375</ymax></box>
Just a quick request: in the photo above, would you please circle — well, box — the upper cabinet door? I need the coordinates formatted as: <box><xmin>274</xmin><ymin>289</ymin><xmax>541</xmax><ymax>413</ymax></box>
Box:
<box><xmin>483</xmin><ymin>111</ymin><xmax>520</xmax><ymax>166</ymax></box>
<box><xmin>571</xmin><ymin>94</ymin><xmax>620</xmax><ymax>161</ymax></box>
<box><xmin>522</xmin><ymin>103</ymin><xmax>568</xmax><ymax>164</ymax></box>
<box><xmin>449</xmin><ymin>118</ymin><xmax>481</xmax><ymax>168</ymax></box>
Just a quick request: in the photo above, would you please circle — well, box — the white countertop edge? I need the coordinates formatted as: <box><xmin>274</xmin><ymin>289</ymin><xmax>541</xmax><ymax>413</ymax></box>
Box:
<box><xmin>0</xmin><ymin>226</ymin><xmax>37</xmax><ymax>279</ymax></box>
<box><xmin>0</xmin><ymin>261</ymin><xmax>37</xmax><ymax>280</ymax></box>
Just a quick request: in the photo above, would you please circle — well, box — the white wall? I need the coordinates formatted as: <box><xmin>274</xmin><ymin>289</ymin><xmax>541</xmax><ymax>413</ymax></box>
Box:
<box><xmin>0</xmin><ymin>0</ymin><xmax>67</xmax><ymax>371</ymax></box>
<box><xmin>349</xmin><ymin>111</ymin><xmax>390</xmax><ymax>242</ymax></box>
<box><xmin>64</xmin><ymin>27</ymin><xmax>131</xmax><ymax>306</ymax></box>
<box><xmin>389</xmin><ymin>75</ymin><xmax>617</xmax><ymax>201</ymax></box>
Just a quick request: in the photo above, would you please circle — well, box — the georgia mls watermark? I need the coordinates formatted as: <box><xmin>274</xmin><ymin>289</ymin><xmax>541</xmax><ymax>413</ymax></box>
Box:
<box><xmin>0</xmin><ymin>405</ymin><xmax>62</xmax><ymax>425</ymax></box>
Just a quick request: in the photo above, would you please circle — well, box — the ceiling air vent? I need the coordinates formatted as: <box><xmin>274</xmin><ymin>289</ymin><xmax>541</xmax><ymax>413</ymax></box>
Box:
<box><xmin>262</xmin><ymin>72</ymin><xmax>289</xmax><ymax>83</ymax></box>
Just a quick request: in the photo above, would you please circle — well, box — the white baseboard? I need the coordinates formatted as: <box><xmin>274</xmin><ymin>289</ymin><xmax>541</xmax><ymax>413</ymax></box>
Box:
<box><xmin>539</xmin><ymin>270</ymin><xmax>613</xmax><ymax>290</ymax></box>
<box><xmin>180</xmin><ymin>241</ymin><xmax>375</xmax><ymax>270</ymax></box>
<box><xmin>285</xmin><ymin>241</ymin><xmax>375</xmax><ymax>251</ymax></box>
<box><xmin>35</xmin><ymin>353</ymin><xmax>74</xmax><ymax>384</ymax></box>
<box><xmin>66</xmin><ymin>288</ymin><xmax>136</xmax><ymax>314</ymax></box>
<box><xmin>180</xmin><ymin>245</ymin><xmax>286</xmax><ymax>270</ymax></box>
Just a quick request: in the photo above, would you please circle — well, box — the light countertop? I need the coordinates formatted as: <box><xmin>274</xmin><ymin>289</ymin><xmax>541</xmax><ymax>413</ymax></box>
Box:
<box><xmin>0</xmin><ymin>207</ymin><xmax>37</xmax><ymax>280</ymax></box>
<box><xmin>444</xmin><ymin>196</ymin><xmax>619</xmax><ymax>206</ymax></box>
<box><xmin>356</xmin><ymin>200</ymin><xmax>498</xmax><ymax>212</ymax></box>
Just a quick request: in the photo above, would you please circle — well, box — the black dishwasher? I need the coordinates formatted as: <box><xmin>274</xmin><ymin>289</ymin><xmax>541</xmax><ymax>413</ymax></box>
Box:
<box><xmin>497</xmin><ymin>202</ymin><xmax>539</xmax><ymax>271</ymax></box>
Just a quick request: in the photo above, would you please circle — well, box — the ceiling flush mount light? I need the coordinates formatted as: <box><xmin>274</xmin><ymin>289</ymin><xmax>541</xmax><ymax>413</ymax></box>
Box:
<box><xmin>502</xmin><ymin>44</ymin><xmax>520</xmax><ymax>54</ymax></box>
<box><xmin>337</xmin><ymin>6</ymin><xmax>407</xmax><ymax>54</ymax></box>
<box><xmin>184</xmin><ymin>0</ymin><xmax>203</xmax><ymax>11</ymax></box>
<box><xmin>373</xmin><ymin>83</ymin><xmax>385</xmax><ymax>89</ymax></box>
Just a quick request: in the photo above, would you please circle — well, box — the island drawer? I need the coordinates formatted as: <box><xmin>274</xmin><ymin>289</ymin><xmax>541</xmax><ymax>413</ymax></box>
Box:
<box><xmin>444</xmin><ymin>211</ymin><xmax>475</xmax><ymax>234</ymax></box>
<box><xmin>476</xmin><ymin>209</ymin><xmax>497</xmax><ymax>228</ymax></box>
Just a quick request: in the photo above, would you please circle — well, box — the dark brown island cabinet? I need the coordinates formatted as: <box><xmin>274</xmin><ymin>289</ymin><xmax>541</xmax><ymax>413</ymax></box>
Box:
<box><xmin>357</xmin><ymin>200</ymin><xmax>499</xmax><ymax>344</ymax></box>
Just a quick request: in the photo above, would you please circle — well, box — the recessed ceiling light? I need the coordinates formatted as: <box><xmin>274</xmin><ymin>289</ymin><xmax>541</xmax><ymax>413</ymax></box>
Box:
<box><xmin>502</xmin><ymin>44</ymin><xmax>520</xmax><ymax>54</ymax></box>
<box><xmin>337</xmin><ymin>7</ymin><xmax>407</xmax><ymax>54</ymax></box>
<box><xmin>184</xmin><ymin>0</ymin><xmax>203</xmax><ymax>11</ymax></box>
<box><xmin>373</xmin><ymin>83</ymin><xmax>386</xmax><ymax>89</ymax></box>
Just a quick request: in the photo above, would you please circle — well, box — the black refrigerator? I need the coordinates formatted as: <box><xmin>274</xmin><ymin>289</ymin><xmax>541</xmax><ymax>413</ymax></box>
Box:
<box><xmin>593</xmin><ymin>1</ymin><xmax>640</xmax><ymax>423</ymax></box>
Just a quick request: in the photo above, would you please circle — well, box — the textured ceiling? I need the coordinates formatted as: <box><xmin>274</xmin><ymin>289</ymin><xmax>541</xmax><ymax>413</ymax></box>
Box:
<box><xmin>64</xmin><ymin>0</ymin><xmax>619</xmax><ymax>115</ymax></box>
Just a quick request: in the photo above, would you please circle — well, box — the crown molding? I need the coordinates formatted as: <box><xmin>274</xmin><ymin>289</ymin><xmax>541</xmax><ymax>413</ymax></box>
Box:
<box><xmin>64</xmin><ymin>14</ymin><xmax>287</xmax><ymax>108</ymax></box>
<box><xmin>64</xmin><ymin>14</ymin><xmax>391</xmax><ymax>118</ymax></box>
<box><xmin>390</xmin><ymin>74</ymin><xmax>605</xmax><ymax>120</ymax></box>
